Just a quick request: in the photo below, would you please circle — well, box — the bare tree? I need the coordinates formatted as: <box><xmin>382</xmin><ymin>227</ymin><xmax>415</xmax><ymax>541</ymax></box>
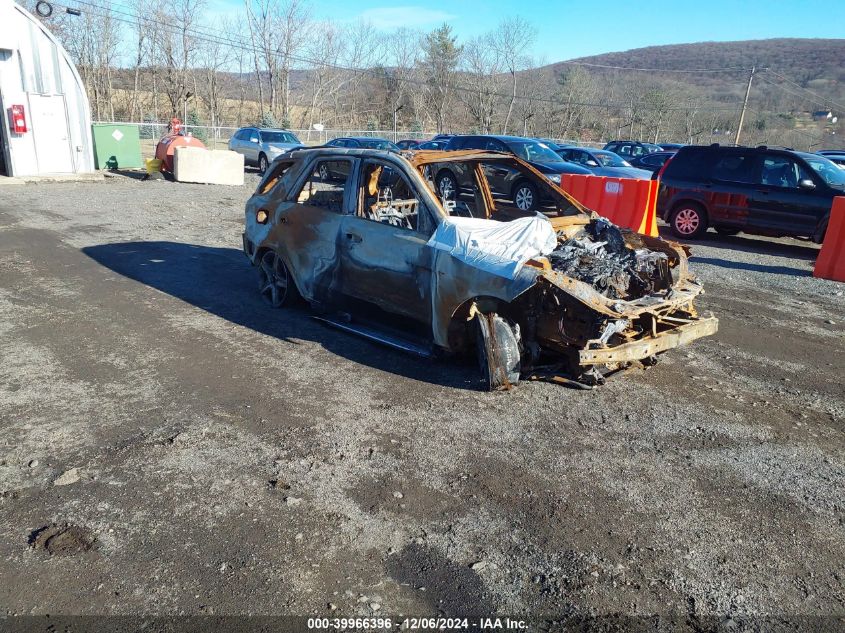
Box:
<box><xmin>554</xmin><ymin>66</ymin><xmax>595</xmax><ymax>140</ymax></box>
<box><xmin>493</xmin><ymin>17</ymin><xmax>534</xmax><ymax>134</ymax></box>
<box><xmin>63</xmin><ymin>4</ymin><xmax>120</xmax><ymax>120</ymax></box>
<box><xmin>150</xmin><ymin>0</ymin><xmax>206</xmax><ymax>118</ymax></box>
<box><xmin>244</xmin><ymin>0</ymin><xmax>276</xmax><ymax>117</ymax></box>
<box><xmin>461</xmin><ymin>35</ymin><xmax>501</xmax><ymax>133</ymax></box>
<box><xmin>275</xmin><ymin>0</ymin><xmax>310</xmax><ymax>126</ymax></box>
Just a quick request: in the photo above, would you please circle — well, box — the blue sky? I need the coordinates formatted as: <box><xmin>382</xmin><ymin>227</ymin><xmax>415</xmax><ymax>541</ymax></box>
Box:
<box><xmin>287</xmin><ymin>0</ymin><xmax>845</xmax><ymax>61</ymax></box>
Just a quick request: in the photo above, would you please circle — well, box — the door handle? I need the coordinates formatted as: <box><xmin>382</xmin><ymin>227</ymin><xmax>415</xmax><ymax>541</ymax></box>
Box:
<box><xmin>346</xmin><ymin>232</ymin><xmax>362</xmax><ymax>243</ymax></box>
<box><xmin>756</xmin><ymin>189</ymin><xmax>770</xmax><ymax>195</ymax></box>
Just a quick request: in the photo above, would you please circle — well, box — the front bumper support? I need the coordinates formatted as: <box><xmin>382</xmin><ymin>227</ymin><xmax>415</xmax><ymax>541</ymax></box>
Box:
<box><xmin>578</xmin><ymin>316</ymin><xmax>719</xmax><ymax>366</ymax></box>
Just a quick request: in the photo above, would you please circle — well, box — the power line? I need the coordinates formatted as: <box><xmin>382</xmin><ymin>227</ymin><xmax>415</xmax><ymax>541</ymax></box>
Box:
<box><xmin>51</xmin><ymin>0</ymin><xmax>751</xmax><ymax>114</ymax></box>
<box><xmin>57</xmin><ymin>0</ymin><xmax>845</xmax><ymax>120</ymax></box>
<box><xmin>763</xmin><ymin>69</ymin><xmax>845</xmax><ymax>112</ymax></box>
<box><xmin>754</xmin><ymin>73</ymin><xmax>831</xmax><ymax>109</ymax></box>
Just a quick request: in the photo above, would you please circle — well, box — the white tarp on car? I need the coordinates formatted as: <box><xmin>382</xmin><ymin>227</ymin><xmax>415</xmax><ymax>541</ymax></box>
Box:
<box><xmin>427</xmin><ymin>215</ymin><xmax>558</xmax><ymax>280</ymax></box>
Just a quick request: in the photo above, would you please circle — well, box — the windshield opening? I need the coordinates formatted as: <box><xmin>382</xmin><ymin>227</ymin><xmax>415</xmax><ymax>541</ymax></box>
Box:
<box><xmin>506</xmin><ymin>140</ymin><xmax>561</xmax><ymax>164</ymax></box>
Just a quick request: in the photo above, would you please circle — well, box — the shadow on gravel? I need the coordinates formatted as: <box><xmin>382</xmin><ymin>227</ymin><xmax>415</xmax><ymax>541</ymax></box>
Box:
<box><xmin>657</xmin><ymin>226</ymin><xmax>820</xmax><ymax>261</ymax></box>
<box><xmin>690</xmin><ymin>256</ymin><xmax>813</xmax><ymax>277</ymax></box>
<box><xmin>386</xmin><ymin>543</ymin><xmax>493</xmax><ymax>616</ymax></box>
<box><xmin>82</xmin><ymin>240</ymin><xmax>481</xmax><ymax>391</ymax></box>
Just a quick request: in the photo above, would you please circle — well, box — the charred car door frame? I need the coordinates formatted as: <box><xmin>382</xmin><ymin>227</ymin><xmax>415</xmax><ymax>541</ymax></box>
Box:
<box><xmin>337</xmin><ymin>156</ymin><xmax>436</xmax><ymax>327</ymax></box>
<box><xmin>269</xmin><ymin>154</ymin><xmax>358</xmax><ymax>305</ymax></box>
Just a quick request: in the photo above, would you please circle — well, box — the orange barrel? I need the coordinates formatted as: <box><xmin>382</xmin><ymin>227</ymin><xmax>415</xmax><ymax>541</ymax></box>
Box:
<box><xmin>155</xmin><ymin>134</ymin><xmax>206</xmax><ymax>173</ymax></box>
<box><xmin>813</xmin><ymin>196</ymin><xmax>845</xmax><ymax>282</ymax></box>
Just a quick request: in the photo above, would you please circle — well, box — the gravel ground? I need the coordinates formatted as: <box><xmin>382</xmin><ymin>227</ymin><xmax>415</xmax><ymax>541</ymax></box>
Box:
<box><xmin>0</xmin><ymin>174</ymin><xmax>843</xmax><ymax>629</ymax></box>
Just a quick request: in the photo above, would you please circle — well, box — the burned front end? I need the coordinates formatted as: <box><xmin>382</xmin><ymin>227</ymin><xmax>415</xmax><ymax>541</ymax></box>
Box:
<box><xmin>518</xmin><ymin>216</ymin><xmax>718</xmax><ymax>385</ymax></box>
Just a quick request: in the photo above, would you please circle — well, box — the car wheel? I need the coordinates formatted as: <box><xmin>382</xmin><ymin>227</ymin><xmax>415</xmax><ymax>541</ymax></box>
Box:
<box><xmin>715</xmin><ymin>227</ymin><xmax>740</xmax><ymax>236</ymax></box>
<box><xmin>436</xmin><ymin>171</ymin><xmax>457</xmax><ymax>201</ymax></box>
<box><xmin>476</xmin><ymin>312</ymin><xmax>520</xmax><ymax>391</ymax></box>
<box><xmin>670</xmin><ymin>203</ymin><xmax>708</xmax><ymax>239</ymax></box>
<box><xmin>257</xmin><ymin>250</ymin><xmax>297</xmax><ymax>308</ymax></box>
<box><xmin>318</xmin><ymin>163</ymin><xmax>330</xmax><ymax>181</ymax></box>
<box><xmin>812</xmin><ymin>216</ymin><xmax>829</xmax><ymax>244</ymax></box>
<box><xmin>513</xmin><ymin>181</ymin><xmax>538</xmax><ymax>212</ymax></box>
<box><xmin>258</xmin><ymin>153</ymin><xmax>269</xmax><ymax>174</ymax></box>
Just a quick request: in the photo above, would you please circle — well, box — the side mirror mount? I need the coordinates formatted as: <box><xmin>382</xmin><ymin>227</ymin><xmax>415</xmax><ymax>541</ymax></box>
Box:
<box><xmin>250</xmin><ymin>137</ymin><xmax>259</xmax><ymax>143</ymax></box>
<box><xmin>798</xmin><ymin>178</ymin><xmax>816</xmax><ymax>190</ymax></box>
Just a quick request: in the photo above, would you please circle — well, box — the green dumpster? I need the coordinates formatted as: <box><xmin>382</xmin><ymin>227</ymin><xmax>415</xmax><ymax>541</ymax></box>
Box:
<box><xmin>91</xmin><ymin>124</ymin><xmax>143</xmax><ymax>170</ymax></box>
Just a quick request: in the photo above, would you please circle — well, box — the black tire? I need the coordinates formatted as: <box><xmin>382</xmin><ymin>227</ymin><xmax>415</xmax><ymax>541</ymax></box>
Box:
<box><xmin>512</xmin><ymin>181</ymin><xmax>538</xmax><ymax>212</ymax></box>
<box><xmin>669</xmin><ymin>202</ymin><xmax>708</xmax><ymax>239</ymax></box>
<box><xmin>476</xmin><ymin>312</ymin><xmax>521</xmax><ymax>391</ymax></box>
<box><xmin>435</xmin><ymin>171</ymin><xmax>458</xmax><ymax>202</ymax></box>
<box><xmin>258</xmin><ymin>153</ymin><xmax>269</xmax><ymax>174</ymax></box>
<box><xmin>812</xmin><ymin>216</ymin><xmax>829</xmax><ymax>244</ymax></box>
<box><xmin>257</xmin><ymin>250</ymin><xmax>298</xmax><ymax>308</ymax></box>
<box><xmin>715</xmin><ymin>226</ymin><xmax>740</xmax><ymax>236</ymax></box>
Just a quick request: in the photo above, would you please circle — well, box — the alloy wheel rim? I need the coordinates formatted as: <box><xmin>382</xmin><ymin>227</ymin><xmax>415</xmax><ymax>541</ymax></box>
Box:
<box><xmin>319</xmin><ymin>165</ymin><xmax>328</xmax><ymax>180</ymax></box>
<box><xmin>675</xmin><ymin>208</ymin><xmax>700</xmax><ymax>235</ymax></box>
<box><xmin>439</xmin><ymin>176</ymin><xmax>454</xmax><ymax>200</ymax></box>
<box><xmin>258</xmin><ymin>252</ymin><xmax>288</xmax><ymax>307</ymax></box>
<box><xmin>515</xmin><ymin>187</ymin><xmax>533</xmax><ymax>210</ymax></box>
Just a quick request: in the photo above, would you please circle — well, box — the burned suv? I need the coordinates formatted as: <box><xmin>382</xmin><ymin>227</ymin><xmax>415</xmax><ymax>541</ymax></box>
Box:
<box><xmin>242</xmin><ymin>147</ymin><xmax>717</xmax><ymax>389</ymax></box>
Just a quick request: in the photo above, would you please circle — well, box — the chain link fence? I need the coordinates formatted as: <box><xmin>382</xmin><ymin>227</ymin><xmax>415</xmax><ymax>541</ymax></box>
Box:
<box><xmin>97</xmin><ymin>121</ymin><xmax>607</xmax><ymax>150</ymax></box>
<box><xmin>101</xmin><ymin>121</ymin><xmax>440</xmax><ymax>149</ymax></box>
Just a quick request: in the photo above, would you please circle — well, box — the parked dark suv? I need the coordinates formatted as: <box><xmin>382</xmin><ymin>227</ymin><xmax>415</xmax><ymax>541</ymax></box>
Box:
<box><xmin>603</xmin><ymin>141</ymin><xmax>663</xmax><ymax>158</ymax></box>
<box><xmin>657</xmin><ymin>145</ymin><xmax>845</xmax><ymax>241</ymax></box>
<box><xmin>436</xmin><ymin>135</ymin><xmax>590</xmax><ymax>211</ymax></box>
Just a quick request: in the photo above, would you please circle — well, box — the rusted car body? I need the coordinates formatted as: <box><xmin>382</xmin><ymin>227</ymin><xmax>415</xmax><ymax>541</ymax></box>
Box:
<box><xmin>242</xmin><ymin>147</ymin><xmax>717</xmax><ymax>388</ymax></box>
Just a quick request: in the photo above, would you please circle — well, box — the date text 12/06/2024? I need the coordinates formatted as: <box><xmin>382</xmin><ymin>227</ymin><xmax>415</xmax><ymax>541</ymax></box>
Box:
<box><xmin>306</xmin><ymin>617</ymin><xmax>529</xmax><ymax>630</ymax></box>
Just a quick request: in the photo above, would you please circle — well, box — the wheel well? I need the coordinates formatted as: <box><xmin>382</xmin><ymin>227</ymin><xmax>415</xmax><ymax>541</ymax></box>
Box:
<box><xmin>254</xmin><ymin>246</ymin><xmax>306</xmax><ymax>299</ymax></box>
<box><xmin>447</xmin><ymin>296</ymin><xmax>512</xmax><ymax>352</ymax></box>
<box><xmin>435</xmin><ymin>168</ymin><xmax>455</xmax><ymax>184</ymax></box>
<box><xmin>670</xmin><ymin>199</ymin><xmax>708</xmax><ymax>225</ymax></box>
<box><xmin>813</xmin><ymin>213</ymin><xmax>829</xmax><ymax>244</ymax></box>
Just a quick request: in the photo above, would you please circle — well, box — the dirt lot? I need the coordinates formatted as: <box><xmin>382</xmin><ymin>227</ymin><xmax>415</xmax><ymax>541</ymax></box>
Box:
<box><xmin>0</xmin><ymin>173</ymin><xmax>843</xmax><ymax>628</ymax></box>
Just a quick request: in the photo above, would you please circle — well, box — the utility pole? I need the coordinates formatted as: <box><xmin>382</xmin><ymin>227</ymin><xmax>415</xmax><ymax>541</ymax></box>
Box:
<box><xmin>734</xmin><ymin>66</ymin><xmax>755</xmax><ymax>146</ymax></box>
<box><xmin>393</xmin><ymin>104</ymin><xmax>404</xmax><ymax>143</ymax></box>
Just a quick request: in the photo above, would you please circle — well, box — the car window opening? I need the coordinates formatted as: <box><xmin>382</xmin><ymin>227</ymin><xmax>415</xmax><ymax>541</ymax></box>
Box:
<box><xmin>359</xmin><ymin>161</ymin><xmax>423</xmax><ymax>232</ymax></box>
<box><xmin>259</xmin><ymin>161</ymin><xmax>295</xmax><ymax>194</ymax></box>
<box><xmin>294</xmin><ymin>160</ymin><xmax>349</xmax><ymax>213</ymax></box>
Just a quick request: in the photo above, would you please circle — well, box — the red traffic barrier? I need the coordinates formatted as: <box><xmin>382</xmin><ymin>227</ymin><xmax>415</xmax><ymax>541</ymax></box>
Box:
<box><xmin>560</xmin><ymin>174</ymin><xmax>659</xmax><ymax>237</ymax></box>
<box><xmin>813</xmin><ymin>196</ymin><xmax>845</xmax><ymax>282</ymax></box>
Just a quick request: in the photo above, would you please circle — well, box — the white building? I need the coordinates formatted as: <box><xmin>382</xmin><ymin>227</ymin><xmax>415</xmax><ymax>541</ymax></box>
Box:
<box><xmin>0</xmin><ymin>0</ymin><xmax>93</xmax><ymax>177</ymax></box>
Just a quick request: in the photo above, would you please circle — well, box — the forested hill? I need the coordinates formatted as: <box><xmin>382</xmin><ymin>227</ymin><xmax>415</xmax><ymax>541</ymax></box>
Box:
<box><xmin>549</xmin><ymin>39</ymin><xmax>845</xmax><ymax>84</ymax></box>
<box><xmin>540</xmin><ymin>38</ymin><xmax>845</xmax><ymax>114</ymax></box>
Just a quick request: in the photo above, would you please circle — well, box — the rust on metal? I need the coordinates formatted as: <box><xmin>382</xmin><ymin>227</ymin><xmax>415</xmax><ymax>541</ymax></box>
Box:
<box><xmin>242</xmin><ymin>146</ymin><xmax>718</xmax><ymax>387</ymax></box>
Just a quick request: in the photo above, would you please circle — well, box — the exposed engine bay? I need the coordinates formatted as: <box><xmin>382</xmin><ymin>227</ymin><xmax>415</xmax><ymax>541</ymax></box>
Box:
<box><xmin>547</xmin><ymin>218</ymin><xmax>672</xmax><ymax>300</ymax></box>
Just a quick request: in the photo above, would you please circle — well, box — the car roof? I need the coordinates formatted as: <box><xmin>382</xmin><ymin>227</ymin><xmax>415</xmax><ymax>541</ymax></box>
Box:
<box><xmin>245</xmin><ymin>127</ymin><xmax>295</xmax><ymax>132</ymax></box>
<box><xmin>453</xmin><ymin>134</ymin><xmax>548</xmax><ymax>143</ymax></box>
<box><xmin>339</xmin><ymin>136</ymin><xmax>394</xmax><ymax>142</ymax></box>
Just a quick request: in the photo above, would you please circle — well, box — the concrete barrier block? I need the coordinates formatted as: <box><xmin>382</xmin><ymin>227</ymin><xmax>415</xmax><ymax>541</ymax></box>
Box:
<box><xmin>174</xmin><ymin>147</ymin><xmax>244</xmax><ymax>186</ymax></box>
